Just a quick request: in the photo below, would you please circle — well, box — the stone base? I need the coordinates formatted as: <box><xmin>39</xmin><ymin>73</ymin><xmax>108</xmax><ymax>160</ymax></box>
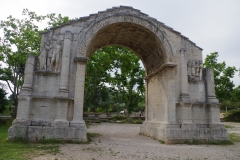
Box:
<box><xmin>8</xmin><ymin>119</ymin><xmax>87</xmax><ymax>142</ymax></box>
<box><xmin>140</xmin><ymin>121</ymin><xmax>229</xmax><ymax>144</ymax></box>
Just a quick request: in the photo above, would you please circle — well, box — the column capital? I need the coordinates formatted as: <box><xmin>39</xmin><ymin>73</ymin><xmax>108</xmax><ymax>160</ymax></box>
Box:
<box><xmin>64</xmin><ymin>31</ymin><xmax>73</xmax><ymax>40</ymax></box>
<box><xmin>179</xmin><ymin>48</ymin><xmax>186</xmax><ymax>56</ymax></box>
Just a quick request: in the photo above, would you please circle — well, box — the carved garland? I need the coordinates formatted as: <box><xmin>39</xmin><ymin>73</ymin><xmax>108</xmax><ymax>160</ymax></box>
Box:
<box><xmin>78</xmin><ymin>15</ymin><xmax>174</xmax><ymax>60</ymax></box>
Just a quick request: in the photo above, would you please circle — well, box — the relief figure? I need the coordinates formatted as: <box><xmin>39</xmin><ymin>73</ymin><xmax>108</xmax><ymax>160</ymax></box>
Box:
<box><xmin>50</xmin><ymin>41</ymin><xmax>62</xmax><ymax>72</ymax></box>
<box><xmin>38</xmin><ymin>40</ymin><xmax>52</xmax><ymax>70</ymax></box>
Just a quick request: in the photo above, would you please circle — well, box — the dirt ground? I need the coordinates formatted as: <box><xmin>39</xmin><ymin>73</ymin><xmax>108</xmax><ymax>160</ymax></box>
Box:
<box><xmin>33</xmin><ymin>122</ymin><xmax>240</xmax><ymax>160</ymax></box>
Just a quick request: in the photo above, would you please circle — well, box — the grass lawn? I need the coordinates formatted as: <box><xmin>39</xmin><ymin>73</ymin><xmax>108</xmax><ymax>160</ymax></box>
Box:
<box><xmin>0</xmin><ymin>120</ymin><xmax>59</xmax><ymax>160</ymax></box>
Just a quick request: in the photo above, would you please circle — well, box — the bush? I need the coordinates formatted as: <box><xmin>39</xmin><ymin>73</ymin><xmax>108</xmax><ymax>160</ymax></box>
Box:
<box><xmin>224</xmin><ymin>110</ymin><xmax>240</xmax><ymax>122</ymax></box>
<box><xmin>0</xmin><ymin>88</ymin><xmax>8</xmax><ymax>114</ymax></box>
<box><xmin>111</xmin><ymin>115</ymin><xmax>126</xmax><ymax>121</ymax></box>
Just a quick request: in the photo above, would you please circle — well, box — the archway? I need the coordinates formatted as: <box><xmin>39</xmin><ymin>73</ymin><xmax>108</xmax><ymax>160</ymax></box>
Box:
<box><xmin>9</xmin><ymin>6</ymin><xmax>228</xmax><ymax>143</ymax></box>
<box><xmin>83</xmin><ymin>45</ymin><xmax>145</xmax><ymax>118</ymax></box>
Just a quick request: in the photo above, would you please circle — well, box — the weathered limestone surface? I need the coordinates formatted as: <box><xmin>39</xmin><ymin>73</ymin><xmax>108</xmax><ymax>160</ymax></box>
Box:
<box><xmin>8</xmin><ymin>6</ymin><xmax>228</xmax><ymax>143</ymax></box>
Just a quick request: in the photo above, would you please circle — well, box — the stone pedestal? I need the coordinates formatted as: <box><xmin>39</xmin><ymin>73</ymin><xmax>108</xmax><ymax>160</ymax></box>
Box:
<box><xmin>140</xmin><ymin>121</ymin><xmax>228</xmax><ymax>144</ymax></box>
<box><xmin>8</xmin><ymin>124</ymin><xmax>87</xmax><ymax>142</ymax></box>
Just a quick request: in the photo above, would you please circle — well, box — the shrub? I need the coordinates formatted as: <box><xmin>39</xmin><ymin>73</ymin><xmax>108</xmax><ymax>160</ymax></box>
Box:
<box><xmin>111</xmin><ymin>115</ymin><xmax>126</xmax><ymax>121</ymax></box>
<box><xmin>224</xmin><ymin>110</ymin><xmax>240</xmax><ymax>122</ymax></box>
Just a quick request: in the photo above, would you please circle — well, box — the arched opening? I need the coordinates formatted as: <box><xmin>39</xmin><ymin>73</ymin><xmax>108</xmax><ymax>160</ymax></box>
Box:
<box><xmin>84</xmin><ymin>46</ymin><xmax>145</xmax><ymax>123</ymax></box>
<box><xmin>79</xmin><ymin>22</ymin><xmax>169</xmax><ymax>124</ymax></box>
<box><xmin>85</xmin><ymin>22</ymin><xmax>166</xmax><ymax>75</ymax></box>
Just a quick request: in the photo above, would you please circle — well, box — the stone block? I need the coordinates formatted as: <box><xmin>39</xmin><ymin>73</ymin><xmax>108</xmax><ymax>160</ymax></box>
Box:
<box><xmin>28</xmin><ymin>126</ymin><xmax>43</xmax><ymax>141</ymax></box>
<box><xmin>140</xmin><ymin>121</ymin><xmax>229</xmax><ymax>144</ymax></box>
<box><xmin>41</xmin><ymin>127</ymin><xmax>54</xmax><ymax>140</ymax></box>
<box><xmin>68</xmin><ymin>126</ymin><xmax>87</xmax><ymax>141</ymax></box>
<box><xmin>53</xmin><ymin>127</ymin><xmax>69</xmax><ymax>139</ymax></box>
<box><xmin>8</xmin><ymin>125</ymin><xmax>28</xmax><ymax>140</ymax></box>
<box><xmin>12</xmin><ymin>119</ymin><xmax>31</xmax><ymax>126</ymax></box>
<box><xmin>51</xmin><ymin>120</ymin><xmax>69</xmax><ymax>127</ymax></box>
<box><xmin>31</xmin><ymin>120</ymin><xmax>51</xmax><ymax>126</ymax></box>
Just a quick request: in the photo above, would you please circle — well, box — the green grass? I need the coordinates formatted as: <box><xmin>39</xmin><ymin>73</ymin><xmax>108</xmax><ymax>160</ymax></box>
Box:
<box><xmin>87</xmin><ymin>133</ymin><xmax>101</xmax><ymax>143</ymax></box>
<box><xmin>159</xmin><ymin>140</ymin><xmax>165</xmax><ymax>144</ymax></box>
<box><xmin>0</xmin><ymin>120</ymin><xmax>60</xmax><ymax>160</ymax></box>
<box><xmin>225</xmin><ymin>125</ymin><xmax>235</xmax><ymax>129</ymax></box>
<box><xmin>229</xmin><ymin>133</ymin><xmax>240</xmax><ymax>142</ymax></box>
<box><xmin>0</xmin><ymin>120</ymin><xmax>102</xmax><ymax>159</ymax></box>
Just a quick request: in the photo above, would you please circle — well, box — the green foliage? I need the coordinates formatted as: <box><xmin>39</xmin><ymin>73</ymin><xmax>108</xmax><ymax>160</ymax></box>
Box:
<box><xmin>204</xmin><ymin>52</ymin><xmax>237</xmax><ymax>102</ymax></box>
<box><xmin>225</xmin><ymin>125</ymin><xmax>235</xmax><ymax>129</ymax></box>
<box><xmin>132</xmin><ymin>119</ymin><xmax>143</xmax><ymax>124</ymax></box>
<box><xmin>232</xmin><ymin>85</ymin><xmax>240</xmax><ymax>102</ymax></box>
<box><xmin>111</xmin><ymin>115</ymin><xmax>126</xmax><ymax>121</ymax></box>
<box><xmin>220</xmin><ymin>100</ymin><xmax>240</xmax><ymax>110</ymax></box>
<box><xmin>224</xmin><ymin>110</ymin><xmax>240</xmax><ymax>122</ymax></box>
<box><xmin>84</xmin><ymin>46</ymin><xmax>145</xmax><ymax>117</ymax></box>
<box><xmin>0</xmin><ymin>86</ymin><xmax>8</xmax><ymax>113</ymax></box>
<box><xmin>228</xmin><ymin>133</ymin><xmax>240</xmax><ymax>142</ymax></box>
<box><xmin>87</xmin><ymin>133</ymin><xmax>101</xmax><ymax>143</ymax></box>
<box><xmin>0</xmin><ymin>9</ymin><xmax>70</xmax><ymax>117</ymax></box>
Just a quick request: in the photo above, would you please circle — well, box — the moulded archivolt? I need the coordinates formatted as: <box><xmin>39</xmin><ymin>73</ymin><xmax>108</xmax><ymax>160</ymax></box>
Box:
<box><xmin>77</xmin><ymin>14</ymin><xmax>174</xmax><ymax>61</ymax></box>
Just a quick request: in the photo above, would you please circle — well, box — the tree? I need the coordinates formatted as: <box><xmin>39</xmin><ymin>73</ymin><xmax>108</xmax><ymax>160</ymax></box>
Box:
<box><xmin>204</xmin><ymin>52</ymin><xmax>237</xmax><ymax>102</ymax></box>
<box><xmin>232</xmin><ymin>85</ymin><xmax>240</xmax><ymax>102</ymax></box>
<box><xmin>0</xmin><ymin>9</ymin><xmax>69</xmax><ymax>117</ymax></box>
<box><xmin>110</xmin><ymin>47</ymin><xmax>145</xmax><ymax>122</ymax></box>
<box><xmin>84</xmin><ymin>47</ymin><xmax>114</xmax><ymax>112</ymax></box>
<box><xmin>84</xmin><ymin>46</ymin><xmax>145</xmax><ymax>122</ymax></box>
<box><xmin>0</xmin><ymin>84</ymin><xmax>9</xmax><ymax>113</ymax></box>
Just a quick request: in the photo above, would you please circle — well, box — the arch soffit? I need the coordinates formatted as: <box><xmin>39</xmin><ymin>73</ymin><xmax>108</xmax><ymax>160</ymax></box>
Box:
<box><xmin>77</xmin><ymin>12</ymin><xmax>175</xmax><ymax>63</ymax></box>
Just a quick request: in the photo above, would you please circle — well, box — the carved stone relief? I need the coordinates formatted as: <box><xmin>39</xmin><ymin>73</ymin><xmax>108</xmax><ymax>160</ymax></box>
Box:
<box><xmin>37</xmin><ymin>35</ymin><xmax>63</xmax><ymax>72</ymax></box>
<box><xmin>38</xmin><ymin>40</ymin><xmax>52</xmax><ymax>71</ymax></box>
<box><xmin>187</xmin><ymin>60</ymin><xmax>203</xmax><ymax>81</ymax></box>
<box><xmin>50</xmin><ymin>41</ymin><xmax>63</xmax><ymax>72</ymax></box>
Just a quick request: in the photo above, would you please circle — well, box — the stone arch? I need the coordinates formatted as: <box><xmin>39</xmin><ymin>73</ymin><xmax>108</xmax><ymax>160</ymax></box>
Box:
<box><xmin>72</xmin><ymin>12</ymin><xmax>179</xmax><ymax>142</ymax></box>
<box><xmin>77</xmin><ymin>13</ymin><xmax>175</xmax><ymax>74</ymax></box>
<box><xmin>9</xmin><ymin>6</ymin><xmax>228</xmax><ymax>144</ymax></box>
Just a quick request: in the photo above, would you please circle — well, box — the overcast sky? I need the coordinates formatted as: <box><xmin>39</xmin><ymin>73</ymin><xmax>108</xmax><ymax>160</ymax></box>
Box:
<box><xmin>1</xmin><ymin>0</ymin><xmax>240</xmax><ymax>86</ymax></box>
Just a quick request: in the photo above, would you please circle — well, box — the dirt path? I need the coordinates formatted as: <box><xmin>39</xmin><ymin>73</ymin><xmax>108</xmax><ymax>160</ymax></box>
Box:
<box><xmin>34</xmin><ymin>123</ymin><xmax>240</xmax><ymax>160</ymax></box>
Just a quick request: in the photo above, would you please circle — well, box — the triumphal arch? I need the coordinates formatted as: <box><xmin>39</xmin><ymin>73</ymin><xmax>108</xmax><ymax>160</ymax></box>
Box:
<box><xmin>8</xmin><ymin>6</ymin><xmax>228</xmax><ymax>143</ymax></box>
